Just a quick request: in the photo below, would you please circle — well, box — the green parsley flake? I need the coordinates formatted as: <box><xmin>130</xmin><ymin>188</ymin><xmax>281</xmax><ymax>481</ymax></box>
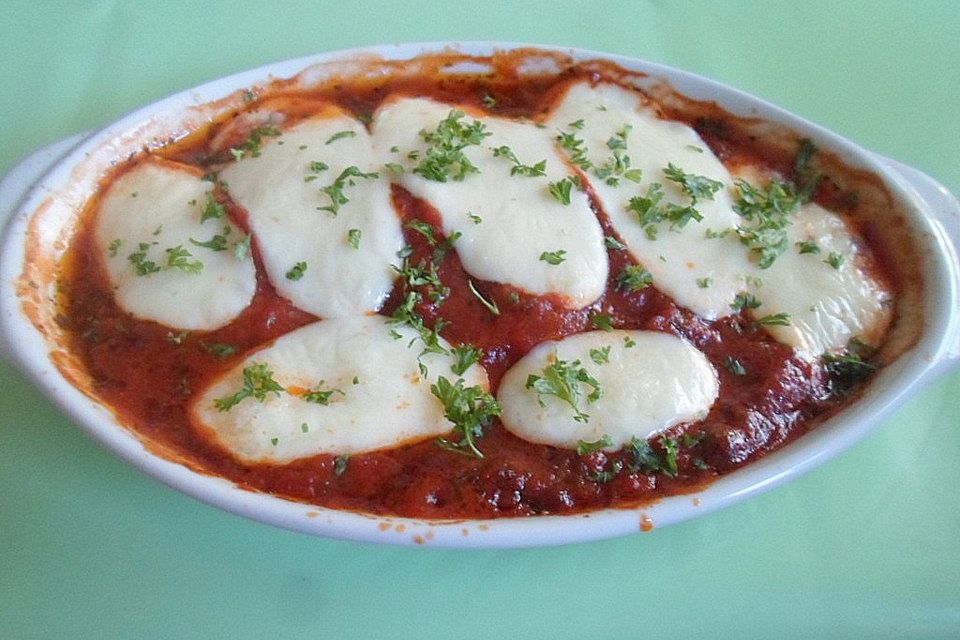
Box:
<box><xmin>696</xmin><ymin>277</ymin><xmax>713</xmax><ymax>289</ymax></box>
<box><xmin>230</xmin><ymin>120</ymin><xmax>282</xmax><ymax>160</ymax></box>
<box><xmin>285</xmin><ymin>261</ymin><xmax>307</xmax><ymax>281</ymax></box>
<box><xmin>604</xmin><ymin>235</ymin><xmax>627</xmax><ymax>251</ymax></box>
<box><xmin>433</xmin><ymin>376</ymin><xmax>502</xmax><ymax>458</ymax></box>
<box><xmin>325</xmin><ymin>130</ymin><xmax>357</xmax><ymax>145</ymax></box>
<box><xmin>825</xmin><ymin>252</ymin><xmax>845</xmax><ymax>269</ymax></box>
<box><xmin>491</xmin><ymin>145</ymin><xmax>547</xmax><ymax>177</ymax></box>
<box><xmin>724</xmin><ymin>356</ymin><xmax>747</xmax><ymax>376</ymax></box>
<box><xmin>663</xmin><ymin>163</ymin><xmax>724</xmax><ymax>202</ymax></box>
<box><xmin>347</xmin><ymin>228</ymin><xmax>362</xmax><ymax>250</ymax></box>
<box><xmin>467</xmin><ymin>280</ymin><xmax>500</xmax><ymax>316</ymax></box>
<box><xmin>796</xmin><ymin>240</ymin><xmax>821</xmax><ymax>255</ymax></box>
<box><xmin>128</xmin><ymin>242</ymin><xmax>160</xmax><ymax>276</ymax></box>
<box><xmin>590</xmin><ymin>314</ymin><xmax>615</xmax><ymax>332</ymax></box>
<box><xmin>213</xmin><ymin>363</ymin><xmax>284</xmax><ymax>411</ymax></box>
<box><xmin>756</xmin><ymin>312</ymin><xmax>791</xmax><ymax>326</ymax></box>
<box><xmin>577</xmin><ymin>434</ymin><xmax>613</xmax><ymax>455</ymax></box>
<box><xmin>234</xmin><ymin>235</ymin><xmax>252</xmax><ymax>261</ymax></box>
<box><xmin>548</xmin><ymin>177</ymin><xmax>576</xmax><ymax>205</ymax></box>
<box><xmin>730</xmin><ymin>292</ymin><xmax>762</xmax><ymax>312</ymax></box>
<box><xmin>317</xmin><ymin>166</ymin><xmax>379</xmax><ymax>216</ymax></box>
<box><xmin>333</xmin><ymin>455</ymin><xmax>350</xmax><ymax>476</ymax></box>
<box><xmin>539</xmin><ymin>250</ymin><xmax>567</xmax><ymax>265</ymax></box>
<box><xmin>302</xmin><ymin>381</ymin><xmax>345</xmax><ymax>405</ymax></box>
<box><xmin>450</xmin><ymin>343</ymin><xmax>483</xmax><ymax>376</ymax></box>
<box><xmin>190</xmin><ymin>234</ymin><xmax>229</xmax><ymax>252</ymax></box>
<box><xmin>616</xmin><ymin>265</ymin><xmax>654</xmax><ymax>293</ymax></box>
<box><xmin>526</xmin><ymin>358</ymin><xmax>602</xmax><ymax>424</ymax></box>
<box><xmin>200</xmin><ymin>193</ymin><xmax>226</xmax><ymax>223</ymax></box>
<box><xmin>589</xmin><ymin>346</ymin><xmax>611</xmax><ymax>365</ymax></box>
<box><xmin>413</xmin><ymin>110</ymin><xmax>491</xmax><ymax>182</ymax></box>
<box><xmin>204</xmin><ymin>343</ymin><xmax>236</xmax><ymax>358</ymax></box>
<box><xmin>625</xmin><ymin>436</ymin><xmax>679</xmax><ymax>477</ymax></box>
<box><xmin>108</xmin><ymin>238</ymin><xmax>122</xmax><ymax>257</ymax></box>
<box><xmin>165</xmin><ymin>246</ymin><xmax>203</xmax><ymax>274</ymax></box>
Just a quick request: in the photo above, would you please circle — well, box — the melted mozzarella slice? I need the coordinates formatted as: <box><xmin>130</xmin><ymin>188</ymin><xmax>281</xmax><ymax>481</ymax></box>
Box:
<box><xmin>547</xmin><ymin>82</ymin><xmax>755</xmax><ymax>319</ymax></box>
<box><xmin>192</xmin><ymin>316</ymin><xmax>488</xmax><ymax>464</ymax></box>
<box><xmin>219</xmin><ymin>108</ymin><xmax>402</xmax><ymax>318</ymax></box>
<box><xmin>372</xmin><ymin>97</ymin><xmax>608</xmax><ymax>308</ymax></box>
<box><xmin>749</xmin><ymin>202</ymin><xmax>892</xmax><ymax>354</ymax></box>
<box><xmin>94</xmin><ymin>159</ymin><xmax>256</xmax><ymax>330</ymax></box>
<box><xmin>498</xmin><ymin>330</ymin><xmax>718</xmax><ymax>450</ymax></box>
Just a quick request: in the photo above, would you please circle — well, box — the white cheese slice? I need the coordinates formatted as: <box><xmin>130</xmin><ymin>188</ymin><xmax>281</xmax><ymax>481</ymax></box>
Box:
<box><xmin>191</xmin><ymin>315</ymin><xmax>489</xmax><ymax>463</ymax></box>
<box><xmin>94</xmin><ymin>159</ymin><xmax>256</xmax><ymax>330</ymax></box>
<box><xmin>546</xmin><ymin>82</ymin><xmax>755</xmax><ymax>319</ymax></box>
<box><xmin>372</xmin><ymin>97</ymin><xmax>608</xmax><ymax>308</ymax></box>
<box><xmin>749</xmin><ymin>202</ymin><xmax>892</xmax><ymax>354</ymax></box>
<box><xmin>219</xmin><ymin>108</ymin><xmax>402</xmax><ymax>318</ymax></box>
<box><xmin>498</xmin><ymin>330</ymin><xmax>718</xmax><ymax>450</ymax></box>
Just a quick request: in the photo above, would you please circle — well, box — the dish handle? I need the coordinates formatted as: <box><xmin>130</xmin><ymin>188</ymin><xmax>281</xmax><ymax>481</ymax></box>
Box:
<box><xmin>877</xmin><ymin>156</ymin><xmax>960</xmax><ymax>367</ymax></box>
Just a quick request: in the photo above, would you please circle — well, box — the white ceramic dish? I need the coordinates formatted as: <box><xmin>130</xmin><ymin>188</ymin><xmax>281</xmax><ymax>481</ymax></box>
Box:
<box><xmin>2</xmin><ymin>43</ymin><xmax>958</xmax><ymax>548</ymax></box>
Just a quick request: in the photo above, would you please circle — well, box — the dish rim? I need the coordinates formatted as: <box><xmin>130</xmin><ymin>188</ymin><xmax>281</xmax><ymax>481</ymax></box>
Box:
<box><xmin>1</xmin><ymin>41</ymin><xmax>958</xmax><ymax>548</ymax></box>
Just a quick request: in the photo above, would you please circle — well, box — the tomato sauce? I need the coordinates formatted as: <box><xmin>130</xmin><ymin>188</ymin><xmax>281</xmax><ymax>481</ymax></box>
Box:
<box><xmin>58</xmin><ymin>54</ymin><xmax>879</xmax><ymax>519</ymax></box>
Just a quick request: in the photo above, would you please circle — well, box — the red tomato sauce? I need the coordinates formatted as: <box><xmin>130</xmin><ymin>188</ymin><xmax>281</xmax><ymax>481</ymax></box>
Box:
<box><xmin>57</xmin><ymin>56</ymin><xmax>880</xmax><ymax>519</ymax></box>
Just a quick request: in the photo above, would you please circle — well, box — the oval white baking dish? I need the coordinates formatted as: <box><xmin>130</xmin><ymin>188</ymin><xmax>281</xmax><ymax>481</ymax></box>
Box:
<box><xmin>1</xmin><ymin>43</ymin><xmax>958</xmax><ymax>548</ymax></box>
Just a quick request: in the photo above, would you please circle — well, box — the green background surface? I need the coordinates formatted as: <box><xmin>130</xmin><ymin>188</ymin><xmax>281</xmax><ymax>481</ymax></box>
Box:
<box><xmin>2</xmin><ymin>1</ymin><xmax>958</xmax><ymax>638</ymax></box>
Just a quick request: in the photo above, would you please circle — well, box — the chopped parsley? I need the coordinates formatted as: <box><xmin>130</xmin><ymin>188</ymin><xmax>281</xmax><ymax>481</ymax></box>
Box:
<box><xmin>230</xmin><ymin>120</ymin><xmax>282</xmax><ymax>160</ymax></box>
<box><xmin>616</xmin><ymin>265</ymin><xmax>654</xmax><ymax>293</ymax></box>
<box><xmin>107</xmin><ymin>238</ymin><xmax>122</xmax><ymax>257</ymax></box>
<box><xmin>525</xmin><ymin>358</ymin><xmax>602</xmax><ymax>423</ymax></box>
<box><xmin>577</xmin><ymin>434</ymin><xmax>613</xmax><ymax>455</ymax></box>
<box><xmin>625</xmin><ymin>435</ymin><xmax>679</xmax><ymax>477</ymax></box>
<box><xmin>796</xmin><ymin>240</ymin><xmax>821</xmax><ymax>255</ymax></box>
<box><xmin>233</xmin><ymin>235</ymin><xmax>252</xmax><ymax>261</ymax></box>
<box><xmin>433</xmin><ymin>376</ymin><xmax>502</xmax><ymax>458</ymax></box>
<box><xmin>589</xmin><ymin>346</ymin><xmax>611</xmax><ymax>365</ymax></box>
<box><xmin>165</xmin><ymin>246</ymin><xmax>203</xmax><ymax>274</ymax></box>
<box><xmin>203</xmin><ymin>343</ymin><xmax>236</xmax><ymax>358</ymax></box>
<box><xmin>285</xmin><ymin>261</ymin><xmax>307</xmax><ymax>281</ymax></box>
<box><xmin>213</xmin><ymin>363</ymin><xmax>284</xmax><ymax>411</ymax></box>
<box><xmin>347</xmin><ymin>228</ymin><xmax>362</xmax><ymax>249</ymax></box>
<box><xmin>663</xmin><ymin>163</ymin><xmax>724</xmax><ymax>202</ymax></box>
<box><xmin>696</xmin><ymin>277</ymin><xmax>713</xmax><ymax>289</ymax></box>
<box><xmin>604</xmin><ymin>235</ymin><xmax>627</xmax><ymax>251</ymax></box>
<box><xmin>756</xmin><ymin>312</ymin><xmax>791</xmax><ymax>326</ymax></box>
<box><xmin>627</xmin><ymin>182</ymin><xmax>703</xmax><ymax>239</ymax></box>
<box><xmin>590</xmin><ymin>314</ymin><xmax>615</xmax><ymax>332</ymax></box>
<box><xmin>325</xmin><ymin>130</ymin><xmax>357</xmax><ymax>145</ymax></box>
<box><xmin>491</xmin><ymin>145</ymin><xmax>547</xmax><ymax>177</ymax></box>
<box><xmin>200</xmin><ymin>193</ymin><xmax>226</xmax><ymax>223</ymax></box>
<box><xmin>333</xmin><ymin>454</ymin><xmax>350</xmax><ymax>476</ymax></box>
<box><xmin>548</xmin><ymin>177</ymin><xmax>576</xmax><ymax>205</ymax></box>
<box><xmin>302</xmin><ymin>381</ymin><xmax>345</xmax><ymax>405</ymax></box>
<box><xmin>539</xmin><ymin>250</ymin><xmax>567</xmax><ymax>265</ymax></box>
<box><xmin>450</xmin><ymin>343</ymin><xmax>483</xmax><ymax>376</ymax></box>
<box><xmin>128</xmin><ymin>242</ymin><xmax>161</xmax><ymax>276</ymax></box>
<box><xmin>724</xmin><ymin>356</ymin><xmax>747</xmax><ymax>376</ymax></box>
<box><xmin>555</xmin><ymin>129</ymin><xmax>592</xmax><ymax>170</ymax></box>
<box><xmin>821</xmin><ymin>337</ymin><xmax>876</xmax><ymax>398</ymax></box>
<box><xmin>317</xmin><ymin>166</ymin><xmax>379</xmax><ymax>216</ymax></box>
<box><xmin>413</xmin><ymin>110</ymin><xmax>491</xmax><ymax>182</ymax></box>
<box><xmin>730</xmin><ymin>292</ymin><xmax>762</xmax><ymax>312</ymax></box>
<box><xmin>190</xmin><ymin>234</ymin><xmax>229</xmax><ymax>252</ymax></box>
<box><xmin>825</xmin><ymin>252</ymin><xmax>845</xmax><ymax>270</ymax></box>
<box><xmin>467</xmin><ymin>280</ymin><xmax>500</xmax><ymax>316</ymax></box>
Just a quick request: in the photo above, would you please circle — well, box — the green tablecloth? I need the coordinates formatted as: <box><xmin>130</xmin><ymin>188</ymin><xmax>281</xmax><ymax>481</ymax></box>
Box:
<box><xmin>2</xmin><ymin>2</ymin><xmax>958</xmax><ymax>638</ymax></box>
